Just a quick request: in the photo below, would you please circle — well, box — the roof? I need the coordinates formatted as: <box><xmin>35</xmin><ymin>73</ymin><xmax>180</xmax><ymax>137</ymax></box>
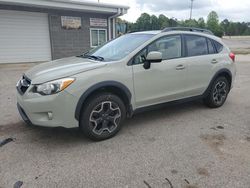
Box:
<box><xmin>131</xmin><ymin>30</ymin><xmax>162</xmax><ymax>35</ymax></box>
<box><xmin>130</xmin><ymin>29</ymin><xmax>221</xmax><ymax>43</ymax></box>
<box><xmin>132</xmin><ymin>28</ymin><xmax>219</xmax><ymax>36</ymax></box>
<box><xmin>162</xmin><ymin>27</ymin><xmax>214</xmax><ymax>35</ymax></box>
<box><xmin>0</xmin><ymin>0</ymin><xmax>129</xmax><ymax>14</ymax></box>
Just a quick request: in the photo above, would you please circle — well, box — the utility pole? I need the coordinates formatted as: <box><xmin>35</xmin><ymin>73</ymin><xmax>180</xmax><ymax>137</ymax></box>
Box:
<box><xmin>190</xmin><ymin>0</ymin><xmax>194</xmax><ymax>20</ymax></box>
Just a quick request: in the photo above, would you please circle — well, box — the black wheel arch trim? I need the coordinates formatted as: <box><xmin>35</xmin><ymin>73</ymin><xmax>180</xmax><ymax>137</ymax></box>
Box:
<box><xmin>202</xmin><ymin>68</ymin><xmax>232</xmax><ymax>97</ymax></box>
<box><xmin>75</xmin><ymin>81</ymin><xmax>132</xmax><ymax>121</ymax></box>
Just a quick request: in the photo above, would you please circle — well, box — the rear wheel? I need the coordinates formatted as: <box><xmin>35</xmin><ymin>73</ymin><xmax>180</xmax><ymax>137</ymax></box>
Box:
<box><xmin>204</xmin><ymin>76</ymin><xmax>230</xmax><ymax>108</ymax></box>
<box><xmin>80</xmin><ymin>93</ymin><xmax>126</xmax><ymax>141</ymax></box>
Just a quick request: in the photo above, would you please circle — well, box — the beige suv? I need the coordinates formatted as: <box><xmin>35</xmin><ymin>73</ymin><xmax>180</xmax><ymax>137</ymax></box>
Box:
<box><xmin>17</xmin><ymin>27</ymin><xmax>236</xmax><ymax>141</ymax></box>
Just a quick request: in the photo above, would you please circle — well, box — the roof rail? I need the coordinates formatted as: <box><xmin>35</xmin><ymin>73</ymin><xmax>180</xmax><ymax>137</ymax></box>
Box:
<box><xmin>162</xmin><ymin>27</ymin><xmax>214</xmax><ymax>35</ymax></box>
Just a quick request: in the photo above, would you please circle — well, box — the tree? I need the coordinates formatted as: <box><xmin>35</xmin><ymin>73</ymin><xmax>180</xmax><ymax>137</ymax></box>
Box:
<box><xmin>182</xmin><ymin>19</ymin><xmax>198</xmax><ymax>27</ymax></box>
<box><xmin>220</xmin><ymin>19</ymin><xmax>230</xmax><ymax>35</ymax></box>
<box><xmin>150</xmin><ymin>15</ymin><xmax>160</xmax><ymax>30</ymax></box>
<box><xmin>169</xmin><ymin>17</ymin><xmax>178</xmax><ymax>27</ymax></box>
<box><xmin>198</xmin><ymin>17</ymin><xmax>205</xmax><ymax>28</ymax></box>
<box><xmin>125</xmin><ymin>12</ymin><xmax>250</xmax><ymax>36</ymax></box>
<box><xmin>135</xmin><ymin>13</ymin><xmax>151</xmax><ymax>31</ymax></box>
<box><xmin>227</xmin><ymin>22</ymin><xmax>236</xmax><ymax>36</ymax></box>
<box><xmin>207</xmin><ymin>11</ymin><xmax>223</xmax><ymax>37</ymax></box>
<box><xmin>158</xmin><ymin>14</ymin><xmax>169</xmax><ymax>29</ymax></box>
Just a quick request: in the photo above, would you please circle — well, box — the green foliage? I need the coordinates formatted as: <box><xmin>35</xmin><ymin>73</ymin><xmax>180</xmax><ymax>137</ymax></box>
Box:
<box><xmin>222</xmin><ymin>21</ymin><xmax>250</xmax><ymax>36</ymax></box>
<box><xmin>198</xmin><ymin>18</ymin><xmax>205</xmax><ymax>28</ymax></box>
<box><xmin>158</xmin><ymin>14</ymin><xmax>169</xmax><ymax>29</ymax></box>
<box><xmin>179</xmin><ymin>19</ymin><xmax>198</xmax><ymax>27</ymax></box>
<box><xmin>206</xmin><ymin>11</ymin><xmax>223</xmax><ymax>37</ymax></box>
<box><xmin>125</xmin><ymin>11</ymin><xmax>250</xmax><ymax>37</ymax></box>
<box><xmin>151</xmin><ymin>15</ymin><xmax>160</xmax><ymax>30</ymax></box>
<box><xmin>135</xmin><ymin>13</ymin><xmax>151</xmax><ymax>31</ymax></box>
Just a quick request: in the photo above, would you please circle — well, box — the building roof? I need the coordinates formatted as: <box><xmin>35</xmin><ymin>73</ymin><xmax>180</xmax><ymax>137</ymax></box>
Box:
<box><xmin>0</xmin><ymin>0</ymin><xmax>129</xmax><ymax>15</ymax></box>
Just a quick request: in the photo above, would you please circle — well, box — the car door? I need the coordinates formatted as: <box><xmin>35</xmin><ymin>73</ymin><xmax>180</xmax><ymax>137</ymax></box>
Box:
<box><xmin>132</xmin><ymin>35</ymin><xmax>189</xmax><ymax>108</ymax></box>
<box><xmin>183</xmin><ymin>34</ymin><xmax>217</xmax><ymax>96</ymax></box>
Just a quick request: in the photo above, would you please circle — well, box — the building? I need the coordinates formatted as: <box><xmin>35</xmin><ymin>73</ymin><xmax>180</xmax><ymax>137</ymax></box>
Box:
<box><xmin>0</xmin><ymin>0</ymin><xmax>129</xmax><ymax>64</ymax></box>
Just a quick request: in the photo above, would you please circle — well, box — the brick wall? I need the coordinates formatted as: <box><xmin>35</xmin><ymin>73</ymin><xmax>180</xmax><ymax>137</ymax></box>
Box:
<box><xmin>49</xmin><ymin>13</ymin><xmax>110</xmax><ymax>59</ymax></box>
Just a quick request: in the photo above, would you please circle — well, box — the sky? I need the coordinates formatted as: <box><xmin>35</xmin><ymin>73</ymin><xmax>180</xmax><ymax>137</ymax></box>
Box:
<box><xmin>86</xmin><ymin>0</ymin><xmax>250</xmax><ymax>22</ymax></box>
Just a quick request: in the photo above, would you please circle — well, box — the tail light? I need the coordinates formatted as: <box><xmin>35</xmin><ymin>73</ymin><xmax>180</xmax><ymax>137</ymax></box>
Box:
<box><xmin>229</xmin><ymin>52</ymin><xmax>235</xmax><ymax>62</ymax></box>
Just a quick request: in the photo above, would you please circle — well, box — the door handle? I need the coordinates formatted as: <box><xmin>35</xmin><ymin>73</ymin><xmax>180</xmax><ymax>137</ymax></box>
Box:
<box><xmin>176</xmin><ymin>64</ymin><xmax>185</xmax><ymax>70</ymax></box>
<box><xmin>211</xmin><ymin>59</ymin><xmax>218</xmax><ymax>64</ymax></box>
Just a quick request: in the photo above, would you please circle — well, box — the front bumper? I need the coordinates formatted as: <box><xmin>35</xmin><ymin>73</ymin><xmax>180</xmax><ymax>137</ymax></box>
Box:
<box><xmin>17</xmin><ymin>88</ymin><xmax>79</xmax><ymax>128</ymax></box>
<box><xmin>17</xmin><ymin>103</ymin><xmax>33</xmax><ymax>126</ymax></box>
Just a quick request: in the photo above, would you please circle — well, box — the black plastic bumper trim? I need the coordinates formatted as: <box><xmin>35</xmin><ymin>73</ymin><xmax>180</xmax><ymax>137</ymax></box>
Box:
<box><xmin>17</xmin><ymin>103</ymin><xmax>33</xmax><ymax>126</ymax></box>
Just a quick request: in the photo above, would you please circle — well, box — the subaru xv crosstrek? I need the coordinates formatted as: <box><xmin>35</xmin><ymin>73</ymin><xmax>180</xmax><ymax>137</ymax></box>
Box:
<box><xmin>16</xmin><ymin>27</ymin><xmax>236</xmax><ymax>141</ymax></box>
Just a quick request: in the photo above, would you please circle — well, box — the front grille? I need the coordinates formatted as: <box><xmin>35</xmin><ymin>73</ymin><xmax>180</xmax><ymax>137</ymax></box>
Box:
<box><xmin>17</xmin><ymin>75</ymin><xmax>31</xmax><ymax>95</ymax></box>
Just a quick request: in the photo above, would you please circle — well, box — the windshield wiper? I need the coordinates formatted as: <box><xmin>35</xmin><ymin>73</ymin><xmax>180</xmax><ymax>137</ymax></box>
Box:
<box><xmin>78</xmin><ymin>54</ymin><xmax>104</xmax><ymax>61</ymax></box>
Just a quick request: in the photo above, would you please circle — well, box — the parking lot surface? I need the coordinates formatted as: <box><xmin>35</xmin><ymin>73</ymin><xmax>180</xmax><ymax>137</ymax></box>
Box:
<box><xmin>1</xmin><ymin>44</ymin><xmax>250</xmax><ymax>187</ymax></box>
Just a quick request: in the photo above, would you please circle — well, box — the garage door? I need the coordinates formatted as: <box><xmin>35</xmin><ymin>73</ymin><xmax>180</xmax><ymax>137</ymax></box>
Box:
<box><xmin>0</xmin><ymin>10</ymin><xmax>51</xmax><ymax>63</ymax></box>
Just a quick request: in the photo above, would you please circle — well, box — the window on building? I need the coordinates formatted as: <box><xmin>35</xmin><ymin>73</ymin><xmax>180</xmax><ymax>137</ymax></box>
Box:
<box><xmin>90</xmin><ymin>29</ymin><xmax>107</xmax><ymax>48</ymax></box>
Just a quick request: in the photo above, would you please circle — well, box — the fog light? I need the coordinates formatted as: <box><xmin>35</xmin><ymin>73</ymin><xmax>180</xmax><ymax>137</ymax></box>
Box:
<box><xmin>48</xmin><ymin>112</ymin><xmax>53</xmax><ymax>120</ymax></box>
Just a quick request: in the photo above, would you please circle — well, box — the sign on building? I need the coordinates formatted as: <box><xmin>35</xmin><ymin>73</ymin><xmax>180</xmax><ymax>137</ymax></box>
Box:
<box><xmin>90</xmin><ymin>18</ymin><xmax>107</xmax><ymax>27</ymax></box>
<box><xmin>61</xmin><ymin>16</ymin><xmax>81</xmax><ymax>29</ymax></box>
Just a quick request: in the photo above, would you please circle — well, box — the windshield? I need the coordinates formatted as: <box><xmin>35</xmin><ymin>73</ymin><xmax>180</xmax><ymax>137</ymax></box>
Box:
<box><xmin>84</xmin><ymin>34</ymin><xmax>154</xmax><ymax>61</ymax></box>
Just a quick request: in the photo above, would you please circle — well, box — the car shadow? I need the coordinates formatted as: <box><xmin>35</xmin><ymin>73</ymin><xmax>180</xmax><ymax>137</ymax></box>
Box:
<box><xmin>7</xmin><ymin>100</ymin><xmax>207</xmax><ymax>146</ymax></box>
<box><xmin>125</xmin><ymin>100</ymin><xmax>206</xmax><ymax>128</ymax></box>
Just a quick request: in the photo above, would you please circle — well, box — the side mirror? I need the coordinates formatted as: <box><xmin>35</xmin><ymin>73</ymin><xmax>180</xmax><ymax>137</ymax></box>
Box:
<box><xmin>143</xmin><ymin>51</ymin><xmax>162</xmax><ymax>69</ymax></box>
<box><xmin>146</xmin><ymin>51</ymin><xmax>162</xmax><ymax>62</ymax></box>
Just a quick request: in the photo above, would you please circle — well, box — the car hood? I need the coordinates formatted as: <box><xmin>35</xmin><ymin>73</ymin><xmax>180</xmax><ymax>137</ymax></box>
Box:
<box><xmin>25</xmin><ymin>56</ymin><xmax>106</xmax><ymax>84</ymax></box>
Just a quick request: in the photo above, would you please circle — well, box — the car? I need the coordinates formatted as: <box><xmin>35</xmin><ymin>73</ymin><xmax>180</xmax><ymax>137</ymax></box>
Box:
<box><xmin>16</xmin><ymin>27</ymin><xmax>236</xmax><ymax>141</ymax></box>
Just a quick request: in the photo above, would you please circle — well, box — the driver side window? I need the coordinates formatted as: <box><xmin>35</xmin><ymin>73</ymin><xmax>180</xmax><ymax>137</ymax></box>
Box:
<box><xmin>133</xmin><ymin>35</ymin><xmax>182</xmax><ymax>65</ymax></box>
<box><xmin>133</xmin><ymin>48</ymin><xmax>147</xmax><ymax>65</ymax></box>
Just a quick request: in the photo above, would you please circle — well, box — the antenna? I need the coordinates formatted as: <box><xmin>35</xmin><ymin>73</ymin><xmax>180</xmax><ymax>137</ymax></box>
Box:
<box><xmin>190</xmin><ymin>0</ymin><xmax>194</xmax><ymax>20</ymax></box>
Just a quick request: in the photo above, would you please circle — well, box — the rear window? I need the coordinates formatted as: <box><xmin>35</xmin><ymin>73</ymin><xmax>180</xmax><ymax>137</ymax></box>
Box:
<box><xmin>207</xmin><ymin>38</ymin><xmax>216</xmax><ymax>54</ymax></box>
<box><xmin>185</xmin><ymin>35</ymin><xmax>208</xmax><ymax>56</ymax></box>
<box><xmin>213</xmin><ymin>40</ymin><xmax>223</xmax><ymax>53</ymax></box>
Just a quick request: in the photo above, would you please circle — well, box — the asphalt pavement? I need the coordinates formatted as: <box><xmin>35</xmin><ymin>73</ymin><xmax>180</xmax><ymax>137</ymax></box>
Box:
<box><xmin>0</xmin><ymin>42</ymin><xmax>250</xmax><ymax>188</ymax></box>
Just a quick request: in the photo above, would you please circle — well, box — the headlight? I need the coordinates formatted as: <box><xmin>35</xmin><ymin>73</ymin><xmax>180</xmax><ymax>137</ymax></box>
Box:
<box><xmin>34</xmin><ymin>78</ymin><xmax>75</xmax><ymax>95</ymax></box>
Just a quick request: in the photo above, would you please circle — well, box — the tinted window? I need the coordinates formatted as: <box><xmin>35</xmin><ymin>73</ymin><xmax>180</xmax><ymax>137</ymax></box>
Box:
<box><xmin>213</xmin><ymin>40</ymin><xmax>223</xmax><ymax>53</ymax></box>
<box><xmin>148</xmin><ymin>35</ymin><xmax>182</xmax><ymax>60</ymax></box>
<box><xmin>207</xmin><ymin>38</ymin><xmax>216</xmax><ymax>54</ymax></box>
<box><xmin>133</xmin><ymin>35</ymin><xmax>182</xmax><ymax>65</ymax></box>
<box><xmin>134</xmin><ymin>48</ymin><xmax>147</xmax><ymax>65</ymax></box>
<box><xmin>185</xmin><ymin>35</ymin><xmax>208</xmax><ymax>56</ymax></box>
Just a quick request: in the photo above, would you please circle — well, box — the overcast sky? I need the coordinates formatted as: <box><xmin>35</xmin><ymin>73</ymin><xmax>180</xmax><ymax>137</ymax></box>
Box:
<box><xmin>87</xmin><ymin>0</ymin><xmax>250</xmax><ymax>22</ymax></box>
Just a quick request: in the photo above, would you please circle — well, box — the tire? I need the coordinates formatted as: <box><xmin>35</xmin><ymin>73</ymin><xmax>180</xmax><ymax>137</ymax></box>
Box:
<box><xmin>203</xmin><ymin>76</ymin><xmax>230</xmax><ymax>108</ymax></box>
<box><xmin>79</xmin><ymin>92</ymin><xmax>126</xmax><ymax>141</ymax></box>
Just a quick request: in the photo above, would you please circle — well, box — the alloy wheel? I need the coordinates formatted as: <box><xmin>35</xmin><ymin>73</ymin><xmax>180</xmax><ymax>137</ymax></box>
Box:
<box><xmin>212</xmin><ymin>81</ymin><xmax>228</xmax><ymax>105</ymax></box>
<box><xmin>89</xmin><ymin>101</ymin><xmax>121</xmax><ymax>135</ymax></box>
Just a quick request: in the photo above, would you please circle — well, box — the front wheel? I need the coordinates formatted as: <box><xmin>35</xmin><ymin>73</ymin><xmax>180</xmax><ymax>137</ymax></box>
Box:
<box><xmin>80</xmin><ymin>93</ymin><xmax>126</xmax><ymax>141</ymax></box>
<box><xmin>204</xmin><ymin>76</ymin><xmax>230</xmax><ymax>108</ymax></box>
